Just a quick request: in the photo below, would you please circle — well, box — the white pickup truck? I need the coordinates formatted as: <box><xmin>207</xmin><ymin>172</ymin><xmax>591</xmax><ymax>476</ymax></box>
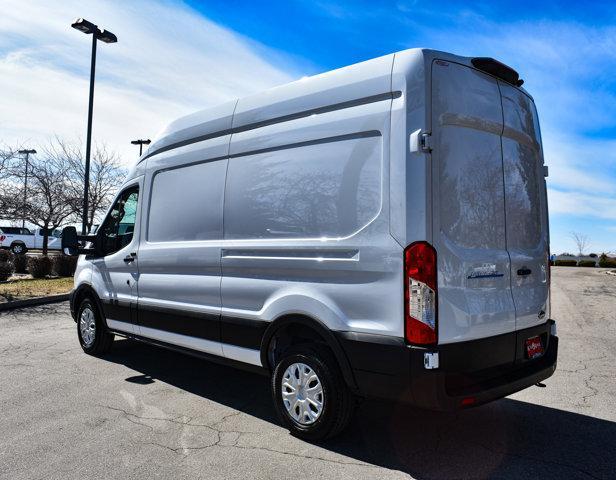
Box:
<box><xmin>0</xmin><ymin>226</ymin><xmax>62</xmax><ymax>254</ymax></box>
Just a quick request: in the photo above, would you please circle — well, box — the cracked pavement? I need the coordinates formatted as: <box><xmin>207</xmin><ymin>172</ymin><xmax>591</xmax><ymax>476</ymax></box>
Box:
<box><xmin>1</xmin><ymin>267</ymin><xmax>615</xmax><ymax>479</ymax></box>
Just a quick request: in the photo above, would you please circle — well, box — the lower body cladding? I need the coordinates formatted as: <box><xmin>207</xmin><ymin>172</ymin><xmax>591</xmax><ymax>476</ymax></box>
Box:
<box><xmin>70</xmin><ymin>292</ymin><xmax>266</xmax><ymax>369</ymax></box>
<box><xmin>70</xmin><ymin>290</ymin><xmax>557</xmax><ymax>409</ymax></box>
<box><xmin>336</xmin><ymin>320</ymin><xmax>558</xmax><ymax>410</ymax></box>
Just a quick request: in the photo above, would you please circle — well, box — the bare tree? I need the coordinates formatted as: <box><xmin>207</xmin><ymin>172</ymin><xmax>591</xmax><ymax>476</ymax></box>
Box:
<box><xmin>0</xmin><ymin>146</ymin><xmax>17</xmax><ymax>177</ymax></box>
<box><xmin>2</xmin><ymin>138</ymin><xmax>126</xmax><ymax>243</ymax></box>
<box><xmin>4</xmin><ymin>147</ymin><xmax>74</xmax><ymax>254</ymax></box>
<box><xmin>0</xmin><ymin>145</ymin><xmax>21</xmax><ymax>210</ymax></box>
<box><xmin>571</xmin><ymin>232</ymin><xmax>590</xmax><ymax>256</ymax></box>
<box><xmin>50</xmin><ymin>138</ymin><xmax>125</xmax><ymax>233</ymax></box>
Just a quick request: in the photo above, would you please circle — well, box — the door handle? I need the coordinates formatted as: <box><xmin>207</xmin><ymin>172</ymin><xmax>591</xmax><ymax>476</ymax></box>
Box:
<box><xmin>517</xmin><ymin>268</ymin><xmax>532</xmax><ymax>276</ymax></box>
<box><xmin>123</xmin><ymin>253</ymin><xmax>137</xmax><ymax>263</ymax></box>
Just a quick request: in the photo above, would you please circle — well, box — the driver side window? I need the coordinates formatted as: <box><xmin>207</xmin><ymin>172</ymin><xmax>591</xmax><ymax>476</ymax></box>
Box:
<box><xmin>101</xmin><ymin>186</ymin><xmax>139</xmax><ymax>256</ymax></box>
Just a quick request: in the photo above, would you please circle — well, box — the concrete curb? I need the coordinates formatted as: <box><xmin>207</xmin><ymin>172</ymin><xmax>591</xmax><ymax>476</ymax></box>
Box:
<box><xmin>0</xmin><ymin>293</ymin><xmax>70</xmax><ymax>312</ymax></box>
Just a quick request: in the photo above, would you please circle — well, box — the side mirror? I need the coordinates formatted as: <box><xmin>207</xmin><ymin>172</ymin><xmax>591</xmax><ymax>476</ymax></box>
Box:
<box><xmin>61</xmin><ymin>226</ymin><xmax>79</xmax><ymax>256</ymax></box>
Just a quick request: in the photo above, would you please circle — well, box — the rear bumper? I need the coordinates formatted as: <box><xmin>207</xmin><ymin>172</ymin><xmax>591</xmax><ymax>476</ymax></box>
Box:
<box><xmin>336</xmin><ymin>320</ymin><xmax>558</xmax><ymax>410</ymax></box>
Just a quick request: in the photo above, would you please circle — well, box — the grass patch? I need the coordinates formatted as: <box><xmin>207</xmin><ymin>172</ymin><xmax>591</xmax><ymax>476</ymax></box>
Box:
<box><xmin>0</xmin><ymin>277</ymin><xmax>73</xmax><ymax>302</ymax></box>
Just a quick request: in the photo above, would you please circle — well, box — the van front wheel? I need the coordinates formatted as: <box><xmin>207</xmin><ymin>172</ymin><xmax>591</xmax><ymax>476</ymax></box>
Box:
<box><xmin>272</xmin><ymin>346</ymin><xmax>355</xmax><ymax>440</ymax></box>
<box><xmin>77</xmin><ymin>298</ymin><xmax>114</xmax><ymax>355</ymax></box>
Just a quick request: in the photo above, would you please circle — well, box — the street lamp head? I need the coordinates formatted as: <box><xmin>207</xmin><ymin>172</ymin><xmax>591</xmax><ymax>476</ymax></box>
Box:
<box><xmin>97</xmin><ymin>28</ymin><xmax>118</xmax><ymax>44</ymax></box>
<box><xmin>71</xmin><ymin>18</ymin><xmax>97</xmax><ymax>34</ymax></box>
<box><xmin>72</xmin><ymin>18</ymin><xmax>117</xmax><ymax>43</ymax></box>
<box><xmin>131</xmin><ymin>139</ymin><xmax>151</xmax><ymax>145</ymax></box>
<box><xmin>18</xmin><ymin>149</ymin><xmax>37</xmax><ymax>155</ymax></box>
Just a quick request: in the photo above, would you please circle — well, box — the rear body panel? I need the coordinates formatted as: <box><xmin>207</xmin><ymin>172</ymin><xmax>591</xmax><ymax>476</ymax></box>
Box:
<box><xmin>500</xmin><ymin>82</ymin><xmax>550</xmax><ymax>328</ymax></box>
<box><xmin>431</xmin><ymin>59</ymin><xmax>516</xmax><ymax>344</ymax></box>
<box><xmin>429</xmin><ymin>56</ymin><xmax>549</xmax><ymax>345</ymax></box>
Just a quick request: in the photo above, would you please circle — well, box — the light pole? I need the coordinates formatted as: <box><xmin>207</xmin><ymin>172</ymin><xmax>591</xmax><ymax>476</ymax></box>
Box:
<box><xmin>71</xmin><ymin>18</ymin><xmax>117</xmax><ymax>235</ymax></box>
<box><xmin>17</xmin><ymin>149</ymin><xmax>36</xmax><ymax>229</ymax></box>
<box><xmin>131</xmin><ymin>139</ymin><xmax>151</xmax><ymax>157</ymax></box>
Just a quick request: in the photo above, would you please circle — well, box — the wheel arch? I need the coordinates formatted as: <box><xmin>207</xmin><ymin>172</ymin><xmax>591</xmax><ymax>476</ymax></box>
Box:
<box><xmin>72</xmin><ymin>283</ymin><xmax>107</xmax><ymax>328</ymax></box>
<box><xmin>260</xmin><ymin>314</ymin><xmax>358</xmax><ymax>393</ymax></box>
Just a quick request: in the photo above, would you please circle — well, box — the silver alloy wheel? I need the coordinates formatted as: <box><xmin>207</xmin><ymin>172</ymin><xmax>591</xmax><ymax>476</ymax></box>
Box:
<box><xmin>281</xmin><ymin>362</ymin><xmax>324</xmax><ymax>425</ymax></box>
<box><xmin>79</xmin><ymin>306</ymin><xmax>96</xmax><ymax>347</ymax></box>
<box><xmin>12</xmin><ymin>244</ymin><xmax>23</xmax><ymax>254</ymax></box>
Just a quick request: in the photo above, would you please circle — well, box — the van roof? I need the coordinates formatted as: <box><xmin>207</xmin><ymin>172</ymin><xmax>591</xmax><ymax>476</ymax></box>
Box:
<box><xmin>141</xmin><ymin>48</ymin><xmax>527</xmax><ymax>163</ymax></box>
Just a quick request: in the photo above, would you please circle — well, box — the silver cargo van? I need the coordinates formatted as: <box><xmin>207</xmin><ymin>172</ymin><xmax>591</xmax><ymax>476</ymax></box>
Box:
<box><xmin>63</xmin><ymin>48</ymin><xmax>557</xmax><ymax>440</ymax></box>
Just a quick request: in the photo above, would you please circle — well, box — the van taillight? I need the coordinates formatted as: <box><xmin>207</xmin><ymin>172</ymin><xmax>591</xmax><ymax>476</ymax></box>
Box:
<box><xmin>404</xmin><ymin>241</ymin><xmax>437</xmax><ymax>345</ymax></box>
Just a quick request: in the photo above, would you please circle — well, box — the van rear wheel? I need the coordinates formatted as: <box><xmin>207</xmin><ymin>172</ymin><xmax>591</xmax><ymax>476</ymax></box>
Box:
<box><xmin>77</xmin><ymin>298</ymin><xmax>114</xmax><ymax>355</ymax></box>
<box><xmin>272</xmin><ymin>346</ymin><xmax>355</xmax><ymax>440</ymax></box>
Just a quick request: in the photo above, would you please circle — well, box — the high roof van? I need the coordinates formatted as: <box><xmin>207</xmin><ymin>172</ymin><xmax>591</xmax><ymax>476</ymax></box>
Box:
<box><xmin>63</xmin><ymin>48</ymin><xmax>557</xmax><ymax>440</ymax></box>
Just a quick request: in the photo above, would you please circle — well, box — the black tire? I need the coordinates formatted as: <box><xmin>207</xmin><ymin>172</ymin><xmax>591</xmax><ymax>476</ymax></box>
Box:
<box><xmin>11</xmin><ymin>243</ymin><xmax>27</xmax><ymax>254</ymax></box>
<box><xmin>272</xmin><ymin>345</ymin><xmax>355</xmax><ymax>441</ymax></box>
<box><xmin>76</xmin><ymin>298</ymin><xmax>114</xmax><ymax>355</ymax></box>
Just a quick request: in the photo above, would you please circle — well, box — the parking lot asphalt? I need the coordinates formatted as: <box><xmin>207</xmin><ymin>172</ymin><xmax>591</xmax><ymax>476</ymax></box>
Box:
<box><xmin>1</xmin><ymin>267</ymin><xmax>615</xmax><ymax>480</ymax></box>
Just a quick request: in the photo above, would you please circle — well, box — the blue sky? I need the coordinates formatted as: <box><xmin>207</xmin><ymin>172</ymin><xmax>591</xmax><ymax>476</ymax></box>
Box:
<box><xmin>186</xmin><ymin>0</ymin><xmax>616</xmax><ymax>255</ymax></box>
<box><xmin>1</xmin><ymin>0</ymin><xmax>615</xmax><ymax>253</ymax></box>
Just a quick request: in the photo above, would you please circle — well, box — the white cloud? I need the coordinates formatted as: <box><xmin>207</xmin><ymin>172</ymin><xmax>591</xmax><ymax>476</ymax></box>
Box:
<box><xmin>0</xmin><ymin>0</ymin><xmax>298</xmax><ymax>163</ymax></box>
<box><xmin>407</xmin><ymin>16</ymin><xmax>616</xmax><ymax>245</ymax></box>
<box><xmin>542</xmin><ymin>130</ymin><xmax>616</xmax><ymax>196</ymax></box>
<box><xmin>548</xmin><ymin>188</ymin><xmax>616</xmax><ymax>221</ymax></box>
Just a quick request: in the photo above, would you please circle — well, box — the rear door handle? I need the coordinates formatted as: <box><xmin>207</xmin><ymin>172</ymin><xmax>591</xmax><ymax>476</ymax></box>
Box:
<box><xmin>517</xmin><ymin>268</ymin><xmax>532</xmax><ymax>276</ymax></box>
<box><xmin>123</xmin><ymin>253</ymin><xmax>137</xmax><ymax>263</ymax></box>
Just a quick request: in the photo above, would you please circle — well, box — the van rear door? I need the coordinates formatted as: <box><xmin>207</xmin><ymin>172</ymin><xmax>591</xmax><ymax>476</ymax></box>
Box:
<box><xmin>431</xmin><ymin>60</ymin><xmax>516</xmax><ymax>344</ymax></box>
<box><xmin>500</xmin><ymin>82</ymin><xmax>549</xmax><ymax>330</ymax></box>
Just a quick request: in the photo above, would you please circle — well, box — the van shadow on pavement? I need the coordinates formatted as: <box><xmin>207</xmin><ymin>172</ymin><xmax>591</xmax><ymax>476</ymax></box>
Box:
<box><xmin>104</xmin><ymin>339</ymin><xmax>614</xmax><ymax>480</ymax></box>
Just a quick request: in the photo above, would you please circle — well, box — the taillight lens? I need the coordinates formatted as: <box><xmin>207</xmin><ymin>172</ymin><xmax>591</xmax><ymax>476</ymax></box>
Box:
<box><xmin>404</xmin><ymin>242</ymin><xmax>437</xmax><ymax>345</ymax></box>
<box><xmin>0</xmin><ymin>235</ymin><xmax>5</xmax><ymax>242</ymax></box>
